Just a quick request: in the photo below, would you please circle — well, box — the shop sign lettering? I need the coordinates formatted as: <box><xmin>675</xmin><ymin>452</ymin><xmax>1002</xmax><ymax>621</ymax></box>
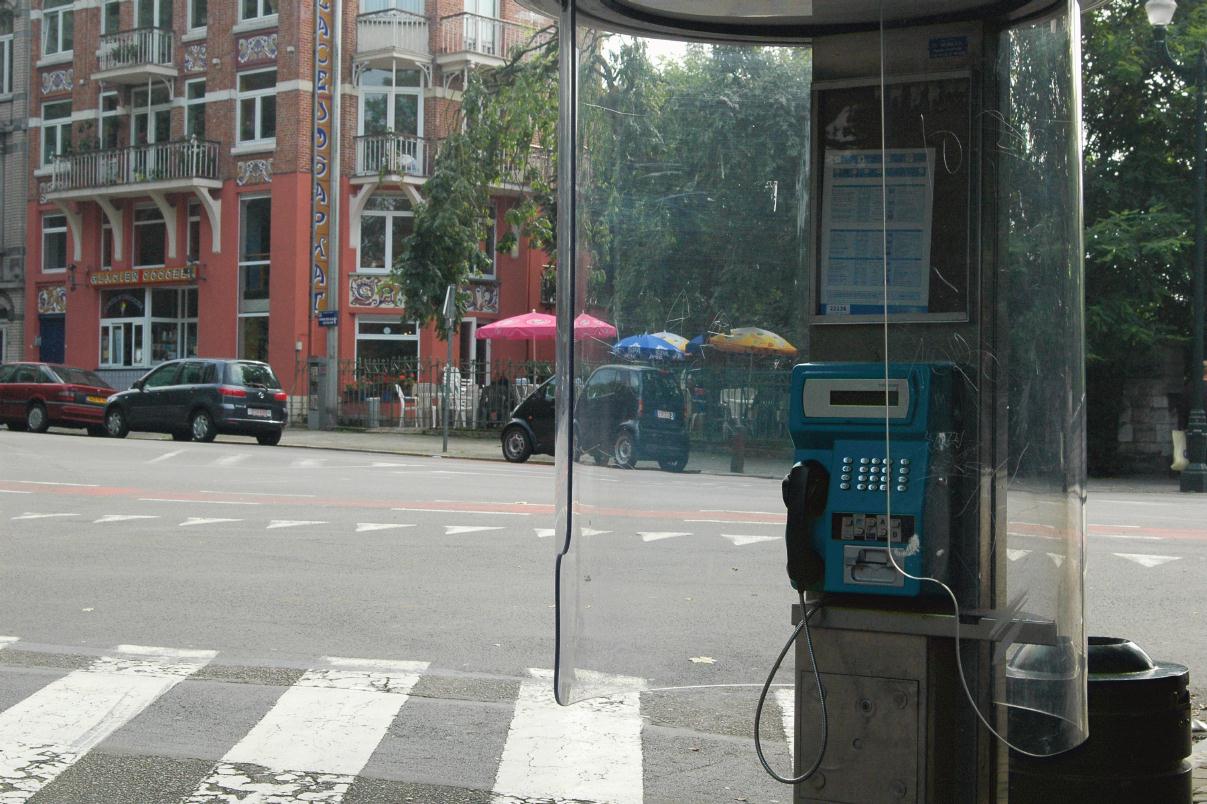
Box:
<box><xmin>89</xmin><ymin>265</ymin><xmax>198</xmax><ymax>288</ymax></box>
<box><xmin>310</xmin><ymin>0</ymin><xmax>335</xmax><ymax>315</ymax></box>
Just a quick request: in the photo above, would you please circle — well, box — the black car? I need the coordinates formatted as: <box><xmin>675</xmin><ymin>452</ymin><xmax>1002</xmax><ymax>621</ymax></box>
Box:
<box><xmin>501</xmin><ymin>365</ymin><xmax>690</xmax><ymax>471</ymax></box>
<box><xmin>103</xmin><ymin>359</ymin><xmax>288</xmax><ymax>445</ymax></box>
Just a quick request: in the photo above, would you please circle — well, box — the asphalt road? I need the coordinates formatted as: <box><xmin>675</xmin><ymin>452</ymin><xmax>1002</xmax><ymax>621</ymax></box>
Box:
<box><xmin>0</xmin><ymin>428</ymin><xmax>1202</xmax><ymax>802</ymax></box>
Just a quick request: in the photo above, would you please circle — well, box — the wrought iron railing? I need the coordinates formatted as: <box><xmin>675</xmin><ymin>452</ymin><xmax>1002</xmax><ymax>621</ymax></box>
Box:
<box><xmin>96</xmin><ymin>27</ymin><xmax>174</xmax><ymax>72</ymax></box>
<box><xmin>355</xmin><ymin>133</ymin><xmax>432</xmax><ymax>177</ymax></box>
<box><xmin>438</xmin><ymin>12</ymin><xmax>540</xmax><ymax>59</ymax></box>
<box><xmin>357</xmin><ymin>8</ymin><xmax>430</xmax><ymax>56</ymax></box>
<box><xmin>48</xmin><ymin>139</ymin><xmax>220</xmax><ymax>193</ymax></box>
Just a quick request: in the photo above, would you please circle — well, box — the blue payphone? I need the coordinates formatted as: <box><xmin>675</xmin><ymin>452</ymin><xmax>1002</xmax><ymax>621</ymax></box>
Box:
<box><xmin>782</xmin><ymin>362</ymin><xmax>961</xmax><ymax>597</ymax></box>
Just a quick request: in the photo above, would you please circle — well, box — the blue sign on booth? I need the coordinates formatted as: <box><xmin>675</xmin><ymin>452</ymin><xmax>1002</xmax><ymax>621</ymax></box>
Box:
<box><xmin>317</xmin><ymin>310</ymin><xmax>339</xmax><ymax>327</ymax></box>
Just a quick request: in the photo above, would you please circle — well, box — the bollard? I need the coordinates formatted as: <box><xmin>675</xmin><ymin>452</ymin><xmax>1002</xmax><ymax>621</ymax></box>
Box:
<box><xmin>730</xmin><ymin>424</ymin><xmax>746</xmax><ymax>473</ymax></box>
<box><xmin>1009</xmin><ymin>636</ymin><xmax>1192</xmax><ymax>803</ymax></box>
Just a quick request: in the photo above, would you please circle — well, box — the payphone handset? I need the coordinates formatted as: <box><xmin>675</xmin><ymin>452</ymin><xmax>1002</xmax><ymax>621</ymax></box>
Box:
<box><xmin>783</xmin><ymin>362</ymin><xmax>959</xmax><ymax>597</ymax></box>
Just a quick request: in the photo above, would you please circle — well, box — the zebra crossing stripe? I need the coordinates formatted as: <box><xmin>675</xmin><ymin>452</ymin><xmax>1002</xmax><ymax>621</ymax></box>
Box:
<box><xmin>0</xmin><ymin>645</ymin><xmax>215</xmax><ymax>800</ymax></box>
<box><xmin>775</xmin><ymin>688</ymin><xmax>794</xmax><ymax>760</ymax></box>
<box><xmin>0</xmin><ymin>637</ymin><xmax>16</xmax><ymax>650</ymax></box>
<box><xmin>492</xmin><ymin>668</ymin><xmax>644</xmax><ymax>804</ymax></box>
<box><xmin>187</xmin><ymin>658</ymin><xmax>427</xmax><ymax>802</ymax></box>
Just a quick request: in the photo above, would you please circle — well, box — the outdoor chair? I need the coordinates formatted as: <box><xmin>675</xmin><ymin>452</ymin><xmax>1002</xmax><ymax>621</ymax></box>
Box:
<box><xmin>394</xmin><ymin>383</ymin><xmax>418</xmax><ymax>428</ymax></box>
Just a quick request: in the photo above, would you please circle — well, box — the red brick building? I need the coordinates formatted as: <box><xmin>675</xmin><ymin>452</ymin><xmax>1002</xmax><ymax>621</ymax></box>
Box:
<box><xmin>24</xmin><ymin>0</ymin><xmax>554</xmax><ymax>394</ymax></box>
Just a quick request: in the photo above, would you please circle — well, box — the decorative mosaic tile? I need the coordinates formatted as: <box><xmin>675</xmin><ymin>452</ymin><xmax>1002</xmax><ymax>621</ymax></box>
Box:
<box><xmin>349</xmin><ymin>275</ymin><xmax>404</xmax><ymax>309</ymax></box>
<box><xmin>36</xmin><ymin>286</ymin><xmax>66</xmax><ymax>315</ymax></box>
<box><xmin>41</xmin><ymin>69</ymin><xmax>72</xmax><ymax>96</ymax></box>
<box><xmin>237</xmin><ymin>33</ymin><xmax>278</xmax><ymax>65</ymax></box>
<box><xmin>236</xmin><ymin>159</ymin><xmax>273</xmax><ymax>186</ymax></box>
<box><xmin>468</xmin><ymin>281</ymin><xmax>499</xmax><ymax>313</ymax></box>
<box><xmin>183</xmin><ymin>43</ymin><xmax>208</xmax><ymax>73</ymax></box>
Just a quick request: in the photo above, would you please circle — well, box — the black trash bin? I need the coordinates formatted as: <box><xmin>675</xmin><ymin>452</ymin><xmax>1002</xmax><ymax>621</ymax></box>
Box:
<box><xmin>1009</xmin><ymin>636</ymin><xmax>1192</xmax><ymax>803</ymax></box>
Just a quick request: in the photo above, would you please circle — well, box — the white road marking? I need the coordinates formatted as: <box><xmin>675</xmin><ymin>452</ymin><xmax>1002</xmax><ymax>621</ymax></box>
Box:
<box><xmin>266</xmin><ymin>520</ymin><xmax>328</xmax><ymax>530</ymax></box>
<box><xmin>140</xmin><ymin>498</ymin><xmax>261</xmax><ymax>505</ymax></box>
<box><xmin>702</xmin><ymin>509</ymin><xmax>779</xmax><ymax>516</ymax></box>
<box><xmin>774</xmin><ymin>688</ymin><xmax>794</xmax><ymax>761</ymax></box>
<box><xmin>354</xmin><ymin>523</ymin><xmax>415</xmax><ymax>533</ymax></box>
<box><xmin>534</xmin><ymin>528</ymin><xmax>556</xmax><ymax>538</ymax></box>
<box><xmin>11</xmin><ymin>513</ymin><xmax>79</xmax><ymax>520</ymax></box>
<box><xmin>212</xmin><ymin>455</ymin><xmax>247</xmax><ymax>467</ymax></box>
<box><xmin>148</xmin><ymin>449</ymin><xmax>187</xmax><ymax>464</ymax></box>
<box><xmin>371</xmin><ymin>462</ymin><xmax>416</xmax><ymax>468</ymax></box>
<box><xmin>493</xmin><ymin>668</ymin><xmax>644</xmax><ymax>804</ymax></box>
<box><xmin>722</xmin><ymin>534</ymin><xmax>780</xmax><ymax>547</ymax></box>
<box><xmin>1047</xmin><ymin>553</ymin><xmax>1065</xmax><ymax>568</ymax></box>
<box><xmin>180</xmin><ymin>517</ymin><xmax>243</xmax><ymax>527</ymax></box>
<box><xmin>0</xmin><ymin>490</ymin><xmax>33</xmax><ymax>494</ymax></box>
<box><xmin>581</xmin><ymin>528</ymin><xmax>611</xmax><ymax>536</ymax></box>
<box><xmin>14</xmin><ymin>481</ymin><xmax>99</xmax><ymax>488</ymax></box>
<box><xmin>93</xmin><ymin>515</ymin><xmax>160</xmax><ymax>524</ymax></box>
<box><xmin>1114</xmin><ymin>553</ymin><xmax>1182</xmax><ymax>568</ymax></box>
<box><xmin>186</xmin><ymin>658</ymin><xmax>426</xmax><ymax>802</ymax></box>
<box><xmin>392</xmin><ymin>507</ymin><xmax>531</xmax><ymax>516</ymax></box>
<box><xmin>0</xmin><ymin>645</ymin><xmax>214</xmax><ymax>800</ymax></box>
<box><xmin>199</xmin><ymin>491</ymin><xmax>317</xmax><ymax>498</ymax></box>
<box><xmin>0</xmin><ymin>637</ymin><xmax>16</xmax><ymax>650</ymax></box>
<box><xmin>1097</xmin><ymin>534</ymin><xmax>1164</xmax><ymax>541</ymax></box>
<box><xmin>686</xmin><ymin>518</ymin><xmax>778</xmax><ymax>525</ymax></box>
<box><xmin>445</xmin><ymin>525</ymin><xmax>504</xmax><ymax>535</ymax></box>
<box><xmin>639</xmin><ymin>532</ymin><xmax>690</xmax><ymax>543</ymax></box>
<box><xmin>1006</xmin><ymin>549</ymin><xmax>1031</xmax><ymax>562</ymax></box>
<box><xmin>292</xmin><ymin>458</ymin><xmax>326</xmax><ymax>469</ymax></box>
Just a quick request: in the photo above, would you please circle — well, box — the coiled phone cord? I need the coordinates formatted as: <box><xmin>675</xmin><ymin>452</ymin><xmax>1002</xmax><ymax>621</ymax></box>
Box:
<box><xmin>753</xmin><ymin>592</ymin><xmax>828</xmax><ymax>784</ymax></box>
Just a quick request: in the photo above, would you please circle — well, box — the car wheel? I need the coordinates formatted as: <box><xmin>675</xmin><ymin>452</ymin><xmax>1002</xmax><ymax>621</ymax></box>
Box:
<box><xmin>613</xmin><ymin>430</ymin><xmax>637</xmax><ymax>469</ymax></box>
<box><xmin>256</xmin><ymin>430</ymin><xmax>282</xmax><ymax>446</ymax></box>
<box><xmin>502</xmin><ymin>426</ymin><xmax>533</xmax><ymax>463</ymax></box>
<box><xmin>87</xmin><ymin>425</ymin><xmax>108</xmax><ymax>438</ymax></box>
<box><xmin>26</xmin><ymin>403</ymin><xmax>50</xmax><ymax>434</ymax></box>
<box><xmin>105</xmin><ymin>408</ymin><xmax>129</xmax><ymax>439</ymax></box>
<box><xmin>171</xmin><ymin>430</ymin><xmax>191</xmax><ymax>442</ymax></box>
<box><xmin>658</xmin><ymin>455</ymin><xmax>688</xmax><ymax>473</ymax></box>
<box><xmin>190</xmin><ymin>410</ymin><xmax>217</xmax><ymax>443</ymax></box>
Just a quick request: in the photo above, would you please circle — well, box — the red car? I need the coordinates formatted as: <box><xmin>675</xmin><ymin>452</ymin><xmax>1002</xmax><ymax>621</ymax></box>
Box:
<box><xmin>0</xmin><ymin>362</ymin><xmax>115</xmax><ymax>436</ymax></box>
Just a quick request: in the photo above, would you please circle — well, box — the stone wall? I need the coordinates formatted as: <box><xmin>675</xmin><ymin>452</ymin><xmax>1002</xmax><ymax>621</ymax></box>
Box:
<box><xmin>1116</xmin><ymin>345</ymin><xmax>1185</xmax><ymax>474</ymax></box>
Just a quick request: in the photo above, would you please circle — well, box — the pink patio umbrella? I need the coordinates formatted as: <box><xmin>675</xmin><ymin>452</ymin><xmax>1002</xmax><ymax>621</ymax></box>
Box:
<box><xmin>475</xmin><ymin>312</ymin><xmax>618</xmax><ymax>342</ymax></box>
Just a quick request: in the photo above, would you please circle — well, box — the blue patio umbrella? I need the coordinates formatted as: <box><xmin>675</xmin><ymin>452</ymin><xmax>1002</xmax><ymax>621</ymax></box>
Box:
<box><xmin>686</xmin><ymin>334</ymin><xmax>709</xmax><ymax>354</ymax></box>
<box><xmin>612</xmin><ymin>333</ymin><xmax>685</xmax><ymax>361</ymax></box>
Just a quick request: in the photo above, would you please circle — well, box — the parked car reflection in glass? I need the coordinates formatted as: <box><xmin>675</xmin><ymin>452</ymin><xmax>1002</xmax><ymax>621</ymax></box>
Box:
<box><xmin>0</xmin><ymin>362</ymin><xmax>115</xmax><ymax>436</ymax></box>
<box><xmin>103</xmin><ymin>359</ymin><xmax>288</xmax><ymax>445</ymax></box>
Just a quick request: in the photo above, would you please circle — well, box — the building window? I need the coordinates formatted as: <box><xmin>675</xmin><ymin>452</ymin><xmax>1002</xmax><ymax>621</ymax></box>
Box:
<box><xmin>237</xmin><ymin>69</ymin><xmax>277</xmax><ymax>144</ymax></box>
<box><xmin>42</xmin><ymin>0</ymin><xmax>74</xmax><ymax>56</ymax></box>
<box><xmin>239</xmin><ymin>196</ymin><xmax>271</xmax><ymax>361</ymax></box>
<box><xmin>101</xmin><ymin>220</ymin><xmax>113</xmax><ymax>269</ymax></box>
<box><xmin>240</xmin><ymin>0</ymin><xmax>277</xmax><ymax>22</ymax></box>
<box><xmin>99</xmin><ymin>288</ymin><xmax>198</xmax><ymax>368</ymax></box>
<box><xmin>189</xmin><ymin>0</ymin><xmax>208</xmax><ymax>30</ymax></box>
<box><xmin>477</xmin><ymin>204</ymin><xmax>497</xmax><ymax>279</ymax></box>
<box><xmin>185</xmin><ymin>79</ymin><xmax>206</xmax><ymax>140</ymax></box>
<box><xmin>42</xmin><ymin>214</ymin><xmax>68</xmax><ymax>273</ymax></box>
<box><xmin>187</xmin><ymin>202</ymin><xmax>202</xmax><ymax>263</ymax></box>
<box><xmin>100</xmin><ymin>91</ymin><xmax>121</xmax><ymax>149</ymax></box>
<box><xmin>101</xmin><ymin>0</ymin><xmax>121</xmax><ymax>34</ymax></box>
<box><xmin>358</xmin><ymin>67</ymin><xmax>423</xmax><ymax>137</ymax></box>
<box><xmin>136</xmin><ymin>0</ymin><xmax>173</xmax><ymax>29</ymax></box>
<box><xmin>356</xmin><ymin>317</ymin><xmax>419</xmax><ymax>364</ymax></box>
<box><xmin>359</xmin><ymin>196</ymin><xmax>412</xmax><ymax>274</ymax></box>
<box><xmin>0</xmin><ymin>16</ymin><xmax>13</xmax><ymax>95</ymax></box>
<box><xmin>134</xmin><ymin>207</ymin><xmax>166</xmax><ymax>268</ymax></box>
<box><xmin>42</xmin><ymin>101</ymin><xmax>71</xmax><ymax>166</ymax></box>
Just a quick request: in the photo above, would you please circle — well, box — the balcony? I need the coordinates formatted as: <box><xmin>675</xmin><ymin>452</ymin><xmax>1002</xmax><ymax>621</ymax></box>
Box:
<box><xmin>436</xmin><ymin>13</ymin><xmax>543</xmax><ymax>72</ymax></box>
<box><xmin>44</xmin><ymin>140</ymin><xmax>224</xmax><ymax>264</ymax></box>
<box><xmin>356</xmin><ymin>9</ymin><xmax>430</xmax><ymax>68</ymax></box>
<box><xmin>93</xmin><ymin>28</ymin><xmax>177</xmax><ymax>84</ymax></box>
<box><xmin>354</xmin><ymin>133</ymin><xmax>433</xmax><ymax>180</ymax></box>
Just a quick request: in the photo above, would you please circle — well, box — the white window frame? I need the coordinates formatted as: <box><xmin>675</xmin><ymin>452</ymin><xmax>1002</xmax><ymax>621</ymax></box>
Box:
<box><xmin>185</xmin><ymin>78</ymin><xmax>206</xmax><ymax>140</ymax></box>
<box><xmin>238</xmin><ymin>195</ymin><xmax>272</xmax><ymax>362</ymax></box>
<box><xmin>41</xmin><ymin>100</ymin><xmax>71</xmax><ymax>166</ymax></box>
<box><xmin>0</xmin><ymin>26</ymin><xmax>12</xmax><ymax>96</ymax></box>
<box><xmin>477</xmin><ymin>203</ymin><xmax>497</xmax><ymax>279</ymax></box>
<box><xmin>101</xmin><ymin>219</ymin><xmax>113</xmax><ymax>269</ymax></box>
<box><xmin>356</xmin><ymin>64</ymin><xmax>425</xmax><ymax>138</ymax></box>
<box><xmin>99</xmin><ymin>91</ymin><xmax>121</xmax><ymax>149</ymax></box>
<box><xmin>100</xmin><ymin>0</ymin><xmax>121</xmax><ymax>35</ymax></box>
<box><xmin>236</xmin><ymin>68</ymin><xmax>277</xmax><ymax>145</ymax></box>
<box><xmin>188</xmin><ymin>0</ymin><xmax>208</xmax><ymax>32</ymax></box>
<box><xmin>0</xmin><ymin>325</ymin><xmax>7</xmax><ymax>362</ymax></box>
<box><xmin>239</xmin><ymin>0</ymin><xmax>277</xmax><ymax>23</ymax></box>
<box><xmin>187</xmin><ymin>201</ymin><xmax>202</xmax><ymax>263</ymax></box>
<box><xmin>354</xmin><ymin>316</ymin><xmax>420</xmax><ymax>363</ymax></box>
<box><xmin>98</xmin><ymin>287</ymin><xmax>198</xmax><ymax>368</ymax></box>
<box><xmin>42</xmin><ymin>214</ymin><xmax>68</xmax><ymax>273</ymax></box>
<box><xmin>42</xmin><ymin>0</ymin><xmax>74</xmax><ymax>57</ymax></box>
<box><xmin>358</xmin><ymin>198</ymin><xmax>413</xmax><ymax>275</ymax></box>
<box><xmin>133</xmin><ymin>206</ymin><xmax>167</xmax><ymax>269</ymax></box>
<box><xmin>136</xmin><ymin>0</ymin><xmax>172</xmax><ymax>30</ymax></box>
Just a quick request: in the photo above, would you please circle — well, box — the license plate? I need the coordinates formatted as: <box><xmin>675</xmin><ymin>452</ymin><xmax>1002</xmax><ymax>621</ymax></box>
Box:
<box><xmin>656</xmin><ymin>410</ymin><xmax>675</xmax><ymax>420</ymax></box>
<box><xmin>248</xmin><ymin>407</ymin><xmax>272</xmax><ymax>419</ymax></box>
<box><xmin>86</xmin><ymin>395</ymin><xmax>108</xmax><ymax>405</ymax></box>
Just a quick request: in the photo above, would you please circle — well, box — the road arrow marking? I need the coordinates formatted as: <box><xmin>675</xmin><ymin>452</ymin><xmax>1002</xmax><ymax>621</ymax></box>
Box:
<box><xmin>293</xmin><ymin>458</ymin><xmax>325</xmax><ymax>469</ymax></box>
<box><xmin>355</xmin><ymin>523</ymin><xmax>416</xmax><ymax>533</ymax></box>
<box><xmin>266</xmin><ymin>520</ymin><xmax>327</xmax><ymax>530</ymax></box>
<box><xmin>445</xmin><ymin>525</ymin><xmax>504</xmax><ymax>535</ymax></box>
<box><xmin>581</xmin><ymin>528</ymin><xmax>611</xmax><ymax>536</ymax></box>
<box><xmin>1114</xmin><ymin>553</ymin><xmax>1182</xmax><ymax>569</ymax></box>
<box><xmin>180</xmin><ymin>518</ymin><xmax>242</xmax><ymax>527</ymax></box>
<box><xmin>12</xmin><ymin>513</ymin><xmax>79</xmax><ymax>520</ymax></box>
<box><xmin>0</xmin><ymin>490</ymin><xmax>33</xmax><ymax>494</ymax></box>
<box><xmin>1046</xmin><ymin>553</ymin><xmax>1065</xmax><ymax>568</ymax></box>
<box><xmin>721</xmin><ymin>534</ymin><xmax>780</xmax><ymax>547</ymax></box>
<box><xmin>371</xmin><ymin>462</ymin><xmax>415</xmax><ymax>468</ymax></box>
<box><xmin>93</xmin><ymin>515</ymin><xmax>159</xmax><ymax>524</ymax></box>
<box><xmin>639</xmin><ymin>532</ymin><xmax>690</xmax><ymax>542</ymax></box>
<box><xmin>534</xmin><ymin>528</ymin><xmax>556</xmax><ymax>538</ymax></box>
<box><xmin>1006</xmin><ymin>549</ymin><xmax>1031</xmax><ymax>562</ymax></box>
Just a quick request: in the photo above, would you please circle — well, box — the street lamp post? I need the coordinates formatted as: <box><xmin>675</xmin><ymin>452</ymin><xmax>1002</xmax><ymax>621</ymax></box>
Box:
<box><xmin>1148</xmin><ymin>0</ymin><xmax>1207</xmax><ymax>492</ymax></box>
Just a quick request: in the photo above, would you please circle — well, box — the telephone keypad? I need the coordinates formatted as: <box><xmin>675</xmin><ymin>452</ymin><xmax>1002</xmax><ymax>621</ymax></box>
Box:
<box><xmin>836</xmin><ymin>451</ymin><xmax>917</xmax><ymax>495</ymax></box>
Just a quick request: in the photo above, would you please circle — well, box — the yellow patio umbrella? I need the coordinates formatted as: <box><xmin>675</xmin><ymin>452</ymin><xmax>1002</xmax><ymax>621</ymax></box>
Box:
<box><xmin>708</xmin><ymin>327</ymin><xmax>797</xmax><ymax>356</ymax></box>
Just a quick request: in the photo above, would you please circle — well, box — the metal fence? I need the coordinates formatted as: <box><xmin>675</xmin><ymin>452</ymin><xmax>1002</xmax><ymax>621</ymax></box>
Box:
<box><xmin>48</xmin><ymin>139</ymin><xmax>219</xmax><ymax>193</ymax></box>
<box><xmin>96</xmin><ymin>27</ymin><xmax>174</xmax><ymax>72</ymax></box>
<box><xmin>290</xmin><ymin>356</ymin><xmax>795</xmax><ymax>447</ymax></box>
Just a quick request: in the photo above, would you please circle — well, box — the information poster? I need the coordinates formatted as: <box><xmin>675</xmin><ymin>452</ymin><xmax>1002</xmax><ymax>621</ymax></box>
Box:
<box><xmin>818</xmin><ymin>148</ymin><xmax>935</xmax><ymax>316</ymax></box>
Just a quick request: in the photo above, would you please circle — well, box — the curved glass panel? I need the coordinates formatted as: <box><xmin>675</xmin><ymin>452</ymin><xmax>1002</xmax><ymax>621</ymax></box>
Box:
<box><xmin>554</xmin><ymin>0</ymin><xmax>1087</xmax><ymax>765</ymax></box>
